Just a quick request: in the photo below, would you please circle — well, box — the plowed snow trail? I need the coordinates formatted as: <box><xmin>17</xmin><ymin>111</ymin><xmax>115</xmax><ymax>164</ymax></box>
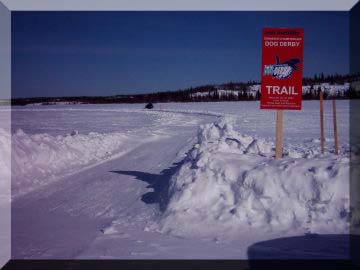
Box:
<box><xmin>12</xmin><ymin>110</ymin><xmax>241</xmax><ymax>259</ymax></box>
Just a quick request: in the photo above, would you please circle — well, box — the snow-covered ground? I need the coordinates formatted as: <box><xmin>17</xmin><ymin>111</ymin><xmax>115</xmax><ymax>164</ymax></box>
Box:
<box><xmin>1</xmin><ymin>100</ymin><xmax>354</xmax><ymax>259</ymax></box>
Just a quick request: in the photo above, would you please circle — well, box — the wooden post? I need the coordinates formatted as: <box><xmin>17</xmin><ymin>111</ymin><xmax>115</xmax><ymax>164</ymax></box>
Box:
<box><xmin>275</xmin><ymin>110</ymin><xmax>283</xmax><ymax>159</ymax></box>
<box><xmin>333</xmin><ymin>99</ymin><xmax>339</xmax><ymax>155</ymax></box>
<box><xmin>320</xmin><ymin>91</ymin><xmax>325</xmax><ymax>154</ymax></box>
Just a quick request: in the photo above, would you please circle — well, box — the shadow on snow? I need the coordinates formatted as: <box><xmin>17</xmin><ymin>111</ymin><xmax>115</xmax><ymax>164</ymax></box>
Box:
<box><xmin>247</xmin><ymin>234</ymin><xmax>360</xmax><ymax>269</ymax></box>
<box><xmin>247</xmin><ymin>234</ymin><xmax>352</xmax><ymax>260</ymax></box>
<box><xmin>110</xmin><ymin>160</ymin><xmax>185</xmax><ymax>212</ymax></box>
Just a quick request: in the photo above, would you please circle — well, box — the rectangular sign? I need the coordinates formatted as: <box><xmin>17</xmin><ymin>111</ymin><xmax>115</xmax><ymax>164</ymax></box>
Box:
<box><xmin>260</xmin><ymin>28</ymin><xmax>304</xmax><ymax>110</ymax></box>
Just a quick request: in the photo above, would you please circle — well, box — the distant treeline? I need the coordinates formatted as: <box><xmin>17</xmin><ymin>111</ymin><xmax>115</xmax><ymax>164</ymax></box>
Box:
<box><xmin>12</xmin><ymin>73</ymin><xmax>360</xmax><ymax>106</ymax></box>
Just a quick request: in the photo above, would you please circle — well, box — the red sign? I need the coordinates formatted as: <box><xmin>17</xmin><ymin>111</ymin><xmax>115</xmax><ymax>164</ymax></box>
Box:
<box><xmin>260</xmin><ymin>28</ymin><xmax>304</xmax><ymax>110</ymax></box>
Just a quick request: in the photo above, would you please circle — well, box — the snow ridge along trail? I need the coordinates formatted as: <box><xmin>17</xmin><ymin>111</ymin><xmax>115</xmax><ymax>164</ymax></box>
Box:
<box><xmin>11</xmin><ymin>130</ymin><xmax>162</xmax><ymax>198</ymax></box>
<box><xmin>160</xmin><ymin>117</ymin><xmax>349</xmax><ymax>239</ymax></box>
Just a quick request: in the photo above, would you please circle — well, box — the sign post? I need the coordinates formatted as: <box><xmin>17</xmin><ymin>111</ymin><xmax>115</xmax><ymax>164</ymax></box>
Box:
<box><xmin>275</xmin><ymin>110</ymin><xmax>284</xmax><ymax>159</ymax></box>
<box><xmin>333</xmin><ymin>99</ymin><xmax>339</xmax><ymax>155</ymax></box>
<box><xmin>260</xmin><ymin>28</ymin><xmax>304</xmax><ymax>159</ymax></box>
<box><xmin>320</xmin><ymin>90</ymin><xmax>325</xmax><ymax>154</ymax></box>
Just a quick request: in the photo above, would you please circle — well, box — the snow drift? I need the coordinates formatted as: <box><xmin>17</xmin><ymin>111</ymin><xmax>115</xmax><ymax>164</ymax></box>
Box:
<box><xmin>160</xmin><ymin>117</ymin><xmax>350</xmax><ymax>238</ymax></box>
<box><xmin>9</xmin><ymin>129</ymin><xmax>160</xmax><ymax>198</ymax></box>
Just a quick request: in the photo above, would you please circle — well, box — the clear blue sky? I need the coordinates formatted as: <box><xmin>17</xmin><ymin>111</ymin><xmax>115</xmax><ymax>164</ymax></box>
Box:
<box><xmin>12</xmin><ymin>11</ymin><xmax>349</xmax><ymax>98</ymax></box>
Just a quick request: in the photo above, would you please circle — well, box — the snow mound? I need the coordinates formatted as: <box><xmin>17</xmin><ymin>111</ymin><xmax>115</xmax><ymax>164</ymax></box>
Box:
<box><xmin>10</xmin><ymin>129</ymin><xmax>159</xmax><ymax>198</ymax></box>
<box><xmin>160</xmin><ymin>117</ymin><xmax>350</xmax><ymax>239</ymax></box>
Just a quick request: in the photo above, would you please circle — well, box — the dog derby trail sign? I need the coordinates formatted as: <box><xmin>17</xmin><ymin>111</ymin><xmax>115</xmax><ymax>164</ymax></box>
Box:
<box><xmin>260</xmin><ymin>28</ymin><xmax>304</xmax><ymax>110</ymax></box>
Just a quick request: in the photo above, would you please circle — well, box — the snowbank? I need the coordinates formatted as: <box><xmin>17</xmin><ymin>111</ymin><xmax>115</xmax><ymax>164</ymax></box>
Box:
<box><xmin>10</xmin><ymin>129</ymin><xmax>159</xmax><ymax>198</ymax></box>
<box><xmin>160</xmin><ymin>117</ymin><xmax>350</xmax><ymax>239</ymax></box>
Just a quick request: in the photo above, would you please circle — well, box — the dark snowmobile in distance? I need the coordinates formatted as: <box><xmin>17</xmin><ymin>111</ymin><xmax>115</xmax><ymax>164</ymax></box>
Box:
<box><xmin>145</xmin><ymin>102</ymin><xmax>154</xmax><ymax>109</ymax></box>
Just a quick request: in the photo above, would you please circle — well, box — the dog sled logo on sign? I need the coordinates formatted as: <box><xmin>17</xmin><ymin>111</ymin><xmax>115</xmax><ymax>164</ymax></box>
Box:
<box><xmin>264</xmin><ymin>56</ymin><xmax>300</xmax><ymax>79</ymax></box>
<box><xmin>260</xmin><ymin>28</ymin><xmax>304</xmax><ymax>110</ymax></box>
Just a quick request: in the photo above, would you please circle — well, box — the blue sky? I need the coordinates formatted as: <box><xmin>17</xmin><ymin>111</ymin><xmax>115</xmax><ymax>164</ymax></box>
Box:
<box><xmin>12</xmin><ymin>11</ymin><xmax>349</xmax><ymax>98</ymax></box>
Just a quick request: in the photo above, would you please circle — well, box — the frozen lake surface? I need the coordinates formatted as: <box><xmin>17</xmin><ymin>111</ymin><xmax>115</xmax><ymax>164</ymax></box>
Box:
<box><xmin>10</xmin><ymin>100</ymin><xmax>349</xmax><ymax>145</ymax></box>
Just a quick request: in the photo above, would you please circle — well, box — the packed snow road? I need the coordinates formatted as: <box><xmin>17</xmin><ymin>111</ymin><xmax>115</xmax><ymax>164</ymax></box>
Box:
<box><xmin>12</xmin><ymin>108</ymin><xmax>239</xmax><ymax>259</ymax></box>
<box><xmin>12</xmin><ymin>135</ymin><xmax>200</xmax><ymax>258</ymax></box>
<box><xmin>2</xmin><ymin>100</ymin><xmax>352</xmax><ymax>259</ymax></box>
